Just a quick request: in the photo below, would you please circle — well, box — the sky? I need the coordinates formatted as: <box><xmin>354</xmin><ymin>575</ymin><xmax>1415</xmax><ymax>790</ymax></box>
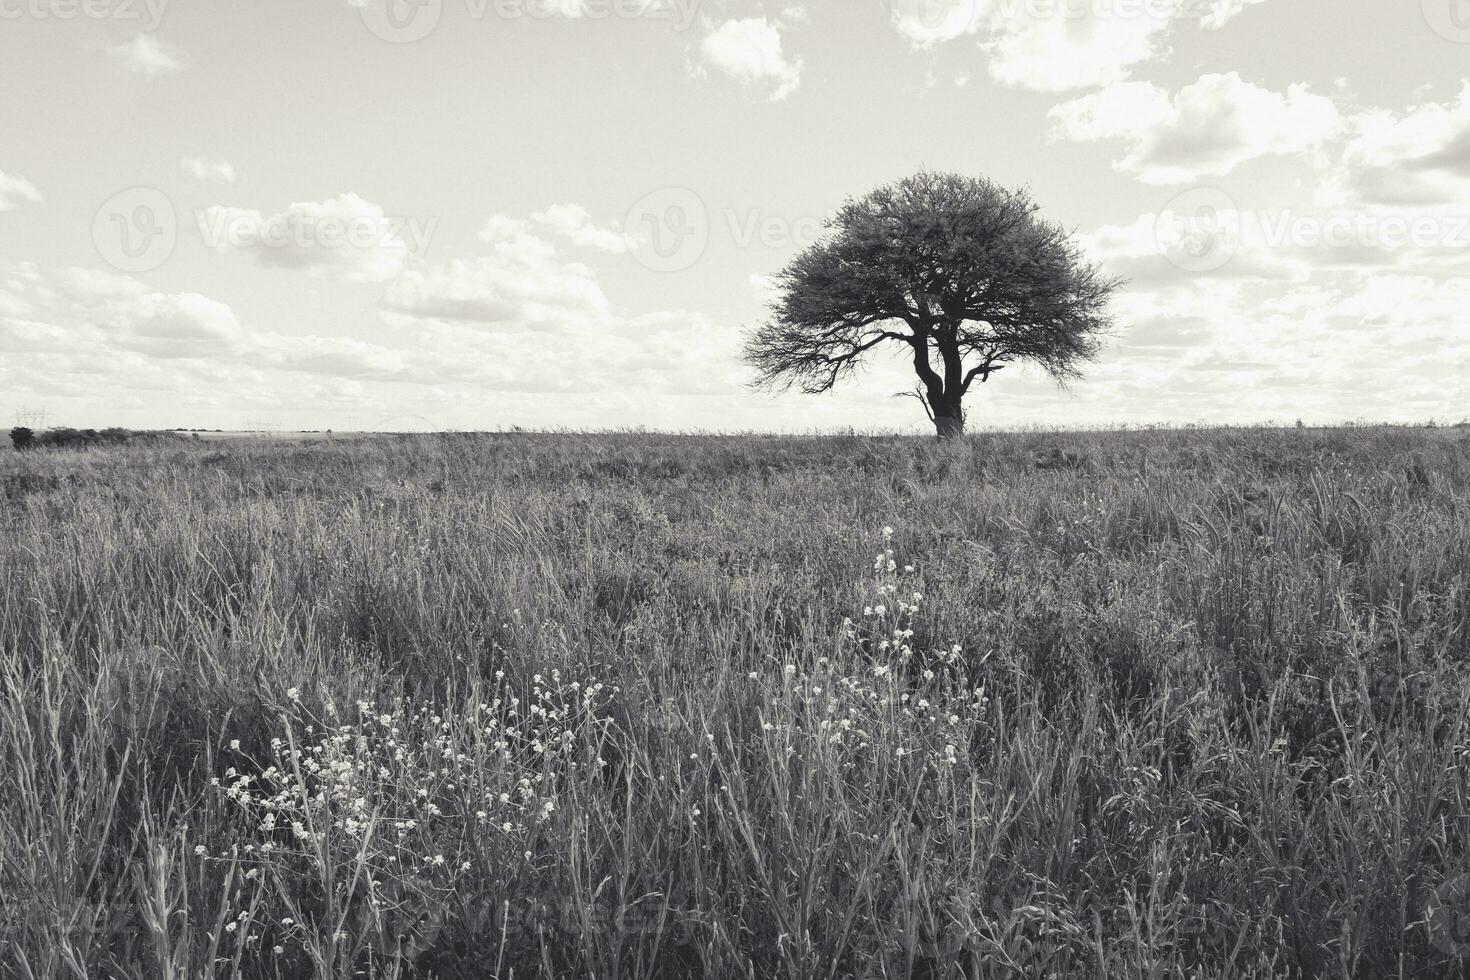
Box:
<box><xmin>1</xmin><ymin>0</ymin><xmax>1468</xmax><ymax>432</ymax></box>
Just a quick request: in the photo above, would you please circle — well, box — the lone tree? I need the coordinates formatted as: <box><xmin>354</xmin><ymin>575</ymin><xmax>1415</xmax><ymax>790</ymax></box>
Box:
<box><xmin>744</xmin><ymin>172</ymin><xmax>1120</xmax><ymax>437</ymax></box>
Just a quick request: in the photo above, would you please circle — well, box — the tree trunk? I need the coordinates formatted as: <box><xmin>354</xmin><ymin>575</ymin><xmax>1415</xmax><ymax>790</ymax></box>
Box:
<box><xmin>933</xmin><ymin>414</ymin><xmax>964</xmax><ymax>439</ymax></box>
<box><xmin>929</xmin><ymin>390</ymin><xmax>965</xmax><ymax>439</ymax></box>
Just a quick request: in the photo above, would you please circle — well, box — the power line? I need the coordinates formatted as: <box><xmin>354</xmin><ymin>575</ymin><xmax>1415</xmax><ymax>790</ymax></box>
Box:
<box><xmin>12</xmin><ymin>407</ymin><xmax>48</xmax><ymax>428</ymax></box>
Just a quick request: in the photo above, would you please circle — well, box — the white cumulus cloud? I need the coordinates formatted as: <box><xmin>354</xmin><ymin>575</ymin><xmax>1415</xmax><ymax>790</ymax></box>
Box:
<box><xmin>700</xmin><ymin>18</ymin><xmax>803</xmax><ymax>101</ymax></box>
<box><xmin>1050</xmin><ymin>73</ymin><xmax>1341</xmax><ymax>183</ymax></box>
<box><xmin>0</xmin><ymin>171</ymin><xmax>42</xmax><ymax>212</ymax></box>
<box><xmin>109</xmin><ymin>33</ymin><xmax>181</xmax><ymax>77</ymax></box>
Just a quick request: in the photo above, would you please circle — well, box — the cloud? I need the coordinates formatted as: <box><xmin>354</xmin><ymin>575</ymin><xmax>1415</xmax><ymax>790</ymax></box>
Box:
<box><xmin>384</xmin><ymin>218</ymin><xmax>607</xmax><ymax>325</ymax></box>
<box><xmin>531</xmin><ymin>204</ymin><xmax>633</xmax><ymax>253</ymax></box>
<box><xmin>198</xmin><ymin>193</ymin><xmax>425</xmax><ymax>282</ymax></box>
<box><xmin>1082</xmin><ymin>208</ymin><xmax>1308</xmax><ymax>287</ymax></box>
<box><xmin>111</xmin><ymin>292</ymin><xmax>242</xmax><ymax>358</ymax></box>
<box><xmin>1050</xmin><ymin>73</ymin><xmax>1341</xmax><ymax>183</ymax></box>
<box><xmin>0</xmin><ymin>171</ymin><xmax>42</xmax><ymax>212</ymax></box>
<box><xmin>888</xmin><ymin>0</ymin><xmax>985</xmax><ymax>45</ymax></box>
<box><xmin>181</xmin><ymin>157</ymin><xmax>237</xmax><ymax>184</ymax></box>
<box><xmin>890</xmin><ymin>0</ymin><xmax>1278</xmax><ymax>92</ymax></box>
<box><xmin>699</xmin><ymin>18</ymin><xmax>802</xmax><ymax>101</ymax></box>
<box><xmin>1195</xmin><ymin>0</ymin><xmax>1271</xmax><ymax>29</ymax></box>
<box><xmin>1321</xmin><ymin>83</ymin><xmax>1470</xmax><ymax>207</ymax></box>
<box><xmin>109</xmin><ymin>32</ymin><xmax>181</xmax><ymax>76</ymax></box>
<box><xmin>0</xmin><ymin>260</ymin><xmax>493</xmax><ymax>395</ymax></box>
<box><xmin>984</xmin><ymin>3</ymin><xmax>1175</xmax><ymax>92</ymax></box>
<box><xmin>1085</xmin><ymin>196</ymin><xmax>1470</xmax><ymax>290</ymax></box>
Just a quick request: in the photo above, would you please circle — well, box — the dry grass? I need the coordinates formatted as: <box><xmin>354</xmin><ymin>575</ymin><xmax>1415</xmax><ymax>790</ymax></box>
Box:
<box><xmin>2</xmin><ymin>426</ymin><xmax>1468</xmax><ymax>978</ymax></box>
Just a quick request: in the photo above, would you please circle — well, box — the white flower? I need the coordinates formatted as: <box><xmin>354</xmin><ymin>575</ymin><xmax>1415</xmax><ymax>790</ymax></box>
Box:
<box><xmin>228</xmin><ymin>739</ymin><xmax>240</xmax><ymax>750</ymax></box>
<box><xmin>286</xmin><ymin>687</ymin><xmax>300</xmax><ymax>701</ymax></box>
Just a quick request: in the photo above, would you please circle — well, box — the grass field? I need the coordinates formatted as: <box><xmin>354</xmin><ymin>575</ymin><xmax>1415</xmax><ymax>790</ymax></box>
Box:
<box><xmin>2</xmin><ymin>427</ymin><xmax>1469</xmax><ymax>979</ymax></box>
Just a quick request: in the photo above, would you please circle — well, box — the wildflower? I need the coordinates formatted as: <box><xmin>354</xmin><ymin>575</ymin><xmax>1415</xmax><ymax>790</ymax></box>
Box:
<box><xmin>194</xmin><ymin>845</ymin><xmax>207</xmax><ymax>857</ymax></box>
<box><xmin>273</xmin><ymin>946</ymin><xmax>284</xmax><ymax>955</ymax></box>
<box><xmin>286</xmin><ymin>687</ymin><xmax>300</xmax><ymax>701</ymax></box>
<box><xmin>229</xmin><ymin>739</ymin><xmax>241</xmax><ymax>750</ymax></box>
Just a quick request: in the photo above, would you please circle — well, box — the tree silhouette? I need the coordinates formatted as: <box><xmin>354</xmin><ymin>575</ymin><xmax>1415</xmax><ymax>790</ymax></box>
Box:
<box><xmin>744</xmin><ymin>172</ymin><xmax>1120</xmax><ymax>437</ymax></box>
<box><xmin>9</xmin><ymin>427</ymin><xmax>34</xmax><ymax>451</ymax></box>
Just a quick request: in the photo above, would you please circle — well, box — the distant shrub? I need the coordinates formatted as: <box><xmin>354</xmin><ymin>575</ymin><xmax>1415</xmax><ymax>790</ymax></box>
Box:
<box><xmin>17</xmin><ymin>426</ymin><xmax>135</xmax><ymax>450</ymax></box>
<box><xmin>9</xmin><ymin>426</ymin><xmax>34</xmax><ymax>451</ymax></box>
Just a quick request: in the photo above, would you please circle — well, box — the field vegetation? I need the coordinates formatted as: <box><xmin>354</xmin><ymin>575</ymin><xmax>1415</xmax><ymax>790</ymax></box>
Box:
<box><xmin>2</xmin><ymin>427</ymin><xmax>1468</xmax><ymax>978</ymax></box>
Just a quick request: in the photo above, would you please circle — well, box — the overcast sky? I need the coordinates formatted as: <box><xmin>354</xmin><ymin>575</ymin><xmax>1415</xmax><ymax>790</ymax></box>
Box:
<box><xmin>2</xmin><ymin>0</ymin><xmax>1468</xmax><ymax>432</ymax></box>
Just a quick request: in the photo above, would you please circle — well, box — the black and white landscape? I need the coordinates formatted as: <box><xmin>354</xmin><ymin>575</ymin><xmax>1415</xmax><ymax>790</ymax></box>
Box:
<box><xmin>2</xmin><ymin>1</ymin><xmax>1470</xmax><ymax>977</ymax></box>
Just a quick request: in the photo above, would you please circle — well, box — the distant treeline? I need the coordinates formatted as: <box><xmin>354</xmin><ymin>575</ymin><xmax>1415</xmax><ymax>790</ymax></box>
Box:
<box><xmin>9</xmin><ymin>426</ymin><xmax>148</xmax><ymax>450</ymax></box>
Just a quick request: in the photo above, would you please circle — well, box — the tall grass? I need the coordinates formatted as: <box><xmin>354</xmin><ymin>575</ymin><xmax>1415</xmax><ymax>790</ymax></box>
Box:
<box><xmin>1</xmin><ymin>427</ymin><xmax>1468</xmax><ymax>978</ymax></box>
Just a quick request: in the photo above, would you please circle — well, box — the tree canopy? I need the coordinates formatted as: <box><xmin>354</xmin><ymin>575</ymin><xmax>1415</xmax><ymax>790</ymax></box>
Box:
<box><xmin>744</xmin><ymin>171</ymin><xmax>1120</xmax><ymax>436</ymax></box>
